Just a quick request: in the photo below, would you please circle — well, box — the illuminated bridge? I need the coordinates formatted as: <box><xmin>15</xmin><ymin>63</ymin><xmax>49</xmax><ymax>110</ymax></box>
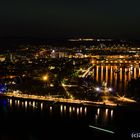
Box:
<box><xmin>76</xmin><ymin>58</ymin><xmax>140</xmax><ymax>95</ymax></box>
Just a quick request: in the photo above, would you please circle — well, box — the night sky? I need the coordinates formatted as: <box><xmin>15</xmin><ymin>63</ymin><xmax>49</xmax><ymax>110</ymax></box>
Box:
<box><xmin>0</xmin><ymin>0</ymin><xmax>140</xmax><ymax>40</ymax></box>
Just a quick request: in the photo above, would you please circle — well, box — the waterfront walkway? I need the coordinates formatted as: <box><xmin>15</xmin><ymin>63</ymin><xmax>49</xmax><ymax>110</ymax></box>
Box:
<box><xmin>1</xmin><ymin>92</ymin><xmax>118</xmax><ymax>107</ymax></box>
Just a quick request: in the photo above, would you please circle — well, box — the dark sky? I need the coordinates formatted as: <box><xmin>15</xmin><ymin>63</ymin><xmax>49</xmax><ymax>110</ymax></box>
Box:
<box><xmin>0</xmin><ymin>0</ymin><xmax>140</xmax><ymax>40</ymax></box>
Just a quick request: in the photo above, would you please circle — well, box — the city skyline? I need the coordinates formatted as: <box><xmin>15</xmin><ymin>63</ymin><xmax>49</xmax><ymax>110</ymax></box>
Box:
<box><xmin>0</xmin><ymin>1</ymin><xmax>140</xmax><ymax>40</ymax></box>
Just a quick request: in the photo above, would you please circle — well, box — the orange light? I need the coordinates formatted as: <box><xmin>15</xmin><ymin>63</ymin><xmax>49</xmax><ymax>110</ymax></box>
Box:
<box><xmin>43</xmin><ymin>75</ymin><xmax>48</xmax><ymax>81</ymax></box>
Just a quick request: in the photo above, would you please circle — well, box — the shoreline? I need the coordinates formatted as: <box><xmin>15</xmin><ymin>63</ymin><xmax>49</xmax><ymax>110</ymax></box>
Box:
<box><xmin>0</xmin><ymin>92</ymin><xmax>139</xmax><ymax>110</ymax></box>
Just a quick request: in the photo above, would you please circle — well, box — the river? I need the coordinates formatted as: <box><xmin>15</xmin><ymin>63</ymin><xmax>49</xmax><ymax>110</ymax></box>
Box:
<box><xmin>0</xmin><ymin>97</ymin><xmax>140</xmax><ymax>139</ymax></box>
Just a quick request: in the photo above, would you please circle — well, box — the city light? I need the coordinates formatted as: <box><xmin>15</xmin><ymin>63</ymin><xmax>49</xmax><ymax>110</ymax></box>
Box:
<box><xmin>0</xmin><ymin>40</ymin><xmax>139</xmax><ymax>108</ymax></box>
<box><xmin>42</xmin><ymin>75</ymin><xmax>48</xmax><ymax>81</ymax></box>
<box><xmin>1</xmin><ymin>30</ymin><xmax>140</xmax><ymax>140</ymax></box>
<box><xmin>118</xmin><ymin>96</ymin><xmax>136</xmax><ymax>103</ymax></box>
<box><xmin>96</xmin><ymin>87</ymin><xmax>100</xmax><ymax>91</ymax></box>
<box><xmin>108</xmin><ymin>88</ymin><xmax>112</xmax><ymax>91</ymax></box>
<box><xmin>0</xmin><ymin>84</ymin><xmax>7</xmax><ymax>94</ymax></box>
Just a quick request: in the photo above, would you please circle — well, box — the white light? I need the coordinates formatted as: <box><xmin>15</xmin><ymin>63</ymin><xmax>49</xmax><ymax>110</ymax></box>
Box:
<box><xmin>89</xmin><ymin>125</ymin><xmax>115</xmax><ymax>134</ymax></box>
<box><xmin>96</xmin><ymin>87</ymin><xmax>100</xmax><ymax>91</ymax></box>
<box><xmin>12</xmin><ymin>81</ymin><xmax>16</xmax><ymax>84</ymax></box>
<box><xmin>109</xmin><ymin>88</ymin><xmax>112</xmax><ymax>91</ymax></box>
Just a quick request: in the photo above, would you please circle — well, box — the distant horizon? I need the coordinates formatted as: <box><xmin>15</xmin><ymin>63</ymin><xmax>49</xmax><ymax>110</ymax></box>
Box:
<box><xmin>0</xmin><ymin>35</ymin><xmax>140</xmax><ymax>42</ymax></box>
<box><xmin>1</xmin><ymin>1</ymin><xmax>140</xmax><ymax>43</ymax></box>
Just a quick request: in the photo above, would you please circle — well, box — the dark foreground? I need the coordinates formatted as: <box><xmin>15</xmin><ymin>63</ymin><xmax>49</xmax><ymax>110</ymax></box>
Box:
<box><xmin>0</xmin><ymin>98</ymin><xmax>140</xmax><ymax>140</ymax></box>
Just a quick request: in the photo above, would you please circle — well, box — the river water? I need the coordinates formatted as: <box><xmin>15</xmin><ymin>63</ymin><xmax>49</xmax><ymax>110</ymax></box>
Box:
<box><xmin>92</xmin><ymin>64</ymin><xmax>140</xmax><ymax>95</ymax></box>
<box><xmin>0</xmin><ymin>97</ymin><xmax>140</xmax><ymax>140</ymax></box>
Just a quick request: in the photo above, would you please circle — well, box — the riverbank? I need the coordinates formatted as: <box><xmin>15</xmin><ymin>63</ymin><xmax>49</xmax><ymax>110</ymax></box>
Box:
<box><xmin>0</xmin><ymin>92</ymin><xmax>139</xmax><ymax>110</ymax></box>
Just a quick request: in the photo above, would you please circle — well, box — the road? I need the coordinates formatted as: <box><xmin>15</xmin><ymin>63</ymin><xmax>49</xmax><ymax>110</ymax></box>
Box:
<box><xmin>1</xmin><ymin>91</ymin><xmax>118</xmax><ymax>107</ymax></box>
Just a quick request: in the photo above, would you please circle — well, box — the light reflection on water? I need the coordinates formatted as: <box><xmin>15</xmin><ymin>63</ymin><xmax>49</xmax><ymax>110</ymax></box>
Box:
<box><xmin>18</xmin><ymin>100</ymin><xmax>20</xmax><ymax>107</ymax></box>
<box><xmin>5</xmin><ymin>98</ymin><xmax>90</xmax><ymax>118</ymax></box>
<box><xmin>1</xmin><ymin>98</ymin><xmax>116</xmax><ymax>131</ymax></box>
<box><xmin>69</xmin><ymin>106</ymin><xmax>72</xmax><ymax>114</ymax></box>
<box><xmin>111</xmin><ymin>109</ymin><xmax>113</xmax><ymax>120</ymax></box>
<box><xmin>105</xmin><ymin>109</ymin><xmax>108</xmax><ymax>117</ymax></box>
<box><xmin>94</xmin><ymin>107</ymin><xmax>114</xmax><ymax>130</ymax></box>
<box><xmin>10</xmin><ymin>99</ymin><xmax>12</xmax><ymax>106</ymax></box>
<box><xmin>97</xmin><ymin>108</ymin><xmax>100</xmax><ymax>116</ymax></box>
<box><xmin>77</xmin><ymin>107</ymin><xmax>79</xmax><ymax>116</ymax></box>
<box><xmin>49</xmin><ymin>106</ymin><xmax>52</xmax><ymax>112</ymax></box>
<box><xmin>84</xmin><ymin>107</ymin><xmax>87</xmax><ymax>116</ymax></box>
<box><xmin>41</xmin><ymin>102</ymin><xmax>43</xmax><ymax>111</ymax></box>
<box><xmin>25</xmin><ymin>101</ymin><xmax>28</xmax><ymax>109</ymax></box>
<box><xmin>93</xmin><ymin>65</ymin><xmax>140</xmax><ymax>95</ymax></box>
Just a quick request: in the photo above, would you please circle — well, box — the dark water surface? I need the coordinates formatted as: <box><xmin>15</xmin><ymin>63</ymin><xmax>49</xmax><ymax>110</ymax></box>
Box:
<box><xmin>0</xmin><ymin>98</ymin><xmax>140</xmax><ymax>140</ymax></box>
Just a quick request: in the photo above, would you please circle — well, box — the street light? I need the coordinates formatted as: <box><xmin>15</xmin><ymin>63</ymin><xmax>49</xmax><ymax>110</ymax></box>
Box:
<box><xmin>42</xmin><ymin>74</ymin><xmax>48</xmax><ymax>88</ymax></box>
<box><xmin>96</xmin><ymin>87</ymin><xmax>100</xmax><ymax>91</ymax></box>
<box><xmin>108</xmin><ymin>88</ymin><xmax>112</xmax><ymax>91</ymax></box>
<box><xmin>43</xmin><ymin>75</ymin><xmax>48</xmax><ymax>81</ymax></box>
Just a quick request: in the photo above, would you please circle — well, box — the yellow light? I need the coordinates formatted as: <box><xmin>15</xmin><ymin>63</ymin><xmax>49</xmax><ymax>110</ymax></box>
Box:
<box><xmin>43</xmin><ymin>75</ymin><xmax>48</xmax><ymax>81</ymax></box>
